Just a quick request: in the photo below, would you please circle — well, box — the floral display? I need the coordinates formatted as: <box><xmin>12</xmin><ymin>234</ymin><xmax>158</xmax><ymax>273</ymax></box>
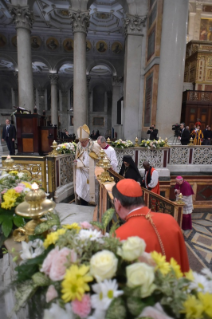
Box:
<box><xmin>12</xmin><ymin>219</ymin><xmax>212</xmax><ymax>319</ymax></box>
<box><xmin>111</xmin><ymin>139</ymin><xmax>134</xmax><ymax>149</ymax></box>
<box><xmin>140</xmin><ymin>139</ymin><xmax>166</xmax><ymax>149</ymax></box>
<box><xmin>56</xmin><ymin>142</ymin><xmax>77</xmax><ymax>154</ymax></box>
<box><xmin>0</xmin><ymin>171</ymin><xmax>33</xmax><ymax>242</ymax></box>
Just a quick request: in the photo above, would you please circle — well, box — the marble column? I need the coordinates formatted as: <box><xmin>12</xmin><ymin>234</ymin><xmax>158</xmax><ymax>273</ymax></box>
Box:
<box><xmin>86</xmin><ymin>76</ymin><xmax>91</xmax><ymax>126</ymax></box>
<box><xmin>156</xmin><ymin>0</ymin><xmax>189</xmax><ymax>138</ymax></box>
<box><xmin>59</xmin><ymin>90</ymin><xmax>63</xmax><ymax>111</ymax></box>
<box><xmin>44</xmin><ymin>89</ymin><xmax>47</xmax><ymax>111</ymax></box>
<box><xmin>11</xmin><ymin>88</ymin><xmax>16</xmax><ymax>107</ymax></box>
<box><xmin>112</xmin><ymin>77</ymin><xmax>122</xmax><ymax>133</ymax></box>
<box><xmin>49</xmin><ymin>74</ymin><xmax>59</xmax><ymax>126</ymax></box>
<box><xmin>70</xmin><ymin>10</ymin><xmax>90</xmax><ymax>133</ymax></box>
<box><xmin>9</xmin><ymin>5</ymin><xmax>34</xmax><ymax>112</ymax></box>
<box><xmin>123</xmin><ymin>15</ymin><xmax>146</xmax><ymax>141</ymax></box>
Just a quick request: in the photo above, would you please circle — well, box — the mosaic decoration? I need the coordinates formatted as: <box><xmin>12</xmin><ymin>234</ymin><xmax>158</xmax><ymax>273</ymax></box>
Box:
<box><xmin>138</xmin><ymin>149</ymin><xmax>163</xmax><ymax>169</ymax></box>
<box><xmin>46</xmin><ymin>37</ymin><xmax>59</xmax><ymax>50</ymax></box>
<box><xmin>86</xmin><ymin>40</ymin><xmax>92</xmax><ymax>52</ymax></box>
<box><xmin>169</xmin><ymin>147</ymin><xmax>189</xmax><ymax>165</ymax></box>
<box><xmin>96</xmin><ymin>40</ymin><xmax>107</xmax><ymax>53</ymax></box>
<box><xmin>111</xmin><ymin>41</ymin><xmax>123</xmax><ymax>54</ymax></box>
<box><xmin>31</xmin><ymin>36</ymin><xmax>41</xmax><ymax>49</ymax></box>
<box><xmin>63</xmin><ymin>38</ymin><xmax>73</xmax><ymax>52</ymax></box>
<box><xmin>192</xmin><ymin>147</ymin><xmax>212</xmax><ymax>164</ymax></box>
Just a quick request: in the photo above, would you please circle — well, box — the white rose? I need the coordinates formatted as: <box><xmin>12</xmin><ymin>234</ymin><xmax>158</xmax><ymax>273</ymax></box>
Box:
<box><xmin>117</xmin><ymin>237</ymin><xmax>146</xmax><ymax>261</ymax></box>
<box><xmin>126</xmin><ymin>262</ymin><xmax>155</xmax><ymax>298</ymax></box>
<box><xmin>90</xmin><ymin>250</ymin><xmax>118</xmax><ymax>282</ymax></box>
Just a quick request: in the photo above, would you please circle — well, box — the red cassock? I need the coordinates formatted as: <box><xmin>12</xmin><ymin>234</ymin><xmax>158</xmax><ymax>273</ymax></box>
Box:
<box><xmin>115</xmin><ymin>207</ymin><xmax>189</xmax><ymax>273</ymax></box>
<box><xmin>145</xmin><ymin>167</ymin><xmax>160</xmax><ymax>195</ymax></box>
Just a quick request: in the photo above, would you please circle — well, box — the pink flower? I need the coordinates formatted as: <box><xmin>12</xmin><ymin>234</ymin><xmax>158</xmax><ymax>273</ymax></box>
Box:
<box><xmin>139</xmin><ymin>252</ymin><xmax>156</xmax><ymax>267</ymax></box>
<box><xmin>41</xmin><ymin>247</ymin><xmax>59</xmax><ymax>275</ymax></box>
<box><xmin>80</xmin><ymin>221</ymin><xmax>93</xmax><ymax>230</ymax></box>
<box><xmin>49</xmin><ymin>247</ymin><xmax>77</xmax><ymax>281</ymax></box>
<box><xmin>139</xmin><ymin>303</ymin><xmax>173</xmax><ymax>319</ymax></box>
<box><xmin>1</xmin><ymin>189</ymin><xmax>7</xmax><ymax>194</ymax></box>
<box><xmin>46</xmin><ymin>285</ymin><xmax>58</xmax><ymax>303</ymax></box>
<box><xmin>72</xmin><ymin>294</ymin><xmax>91</xmax><ymax>318</ymax></box>
<box><xmin>14</xmin><ymin>186</ymin><xmax>25</xmax><ymax>193</ymax></box>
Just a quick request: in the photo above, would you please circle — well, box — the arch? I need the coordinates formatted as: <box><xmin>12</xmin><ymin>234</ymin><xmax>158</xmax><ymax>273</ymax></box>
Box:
<box><xmin>31</xmin><ymin>55</ymin><xmax>52</xmax><ymax>70</ymax></box>
<box><xmin>87</xmin><ymin>59</ymin><xmax>117</xmax><ymax>76</ymax></box>
<box><xmin>0</xmin><ymin>54</ymin><xmax>17</xmax><ymax>70</ymax></box>
<box><xmin>90</xmin><ymin>78</ymin><xmax>112</xmax><ymax>92</ymax></box>
<box><xmin>87</xmin><ymin>0</ymin><xmax>129</xmax><ymax>13</ymax></box>
<box><xmin>54</xmin><ymin>58</ymin><xmax>74</xmax><ymax>73</ymax></box>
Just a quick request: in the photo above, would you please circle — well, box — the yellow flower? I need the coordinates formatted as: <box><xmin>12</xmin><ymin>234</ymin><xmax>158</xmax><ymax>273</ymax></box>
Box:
<box><xmin>9</xmin><ymin>170</ymin><xmax>19</xmax><ymax>175</ymax></box>
<box><xmin>184</xmin><ymin>269</ymin><xmax>194</xmax><ymax>281</ymax></box>
<box><xmin>198</xmin><ymin>292</ymin><xmax>212</xmax><ymax>317</ymax></box>
<box><xmin>151</xmin><ymin>251</ymin><xmax>170</xmax><ymax>275</ymax></box>
<box><xmin>21</xmin><ymin>182</ymin><xmax>32</xmax><ymax>189</ymax></box>
<box><xmin>43</xmin><ymin>228</ymin><xmax>66</xmax><ymax>249</ymax></box>
<box><xmin>170</xmin><ymin>258</ymin><xmax>183</xmax><ymax>278</ymax></box>
<box><xmin>61</xmin><ymin>264</ymin><xmax>93</xmax><ymax>302</ymax></box>
<box><xmin>182</xmin><ymin>295</ymin><xmax>204</xmax><ymax>319</ymax></box>
<box><xmin>1</xmin><ymin>189</ymin><xmax>20</xmax><ymax>210</ymax></box>
<box><xmin>63</xmin><ymin>223</ymin><xmax>81</xmax><ymax>233</ymax></box>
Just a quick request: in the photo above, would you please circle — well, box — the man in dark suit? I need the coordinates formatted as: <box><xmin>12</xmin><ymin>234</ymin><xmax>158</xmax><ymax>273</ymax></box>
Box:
<box><xmin>178</xmin><ymin>123</ymin><xmax>190</xmax><ymax>145</ymax></box>
<box><xmin>1</xmin><ymin>119</ymin><xmax>16</xmax><ymax>155</ymax></box>
<box><xmin>147</xmin><ymin>124</ymin><xmax>158</xmax><ymax>140</ymax></box>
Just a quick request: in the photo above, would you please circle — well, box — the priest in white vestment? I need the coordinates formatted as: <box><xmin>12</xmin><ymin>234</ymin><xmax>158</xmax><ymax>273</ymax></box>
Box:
<box><xmin>74</xmin><ymin>124</ymin><xmax>101</xmax><ymax>205</ymax></box>
<box><xmin>97</xmin><ymin>136</ymin><xmax>118</xmax><ymax>172</ymax></box>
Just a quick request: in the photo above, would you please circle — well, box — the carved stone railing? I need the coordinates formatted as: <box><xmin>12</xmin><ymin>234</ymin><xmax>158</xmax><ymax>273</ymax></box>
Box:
<box><xmin>142</xmin><ymin>187</ymin><xmax>184</xmax><ymax>228</ymax></box>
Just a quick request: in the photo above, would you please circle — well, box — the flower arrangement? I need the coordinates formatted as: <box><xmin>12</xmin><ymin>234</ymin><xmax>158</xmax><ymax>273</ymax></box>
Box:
<box><xmin>140</xmin><ymin>139</ymin><xmax>165</xmax><ymax>149</ymax></box>
<box><xmin>11</xmin><ymin>214</ymin><xmax>212</xmax><ymax>319</ymax></box>
<box><xmin>0</xmin><ymin>171</ymin><xmax>33</xmax><ymax>242</ymax></box>
<box><xmin>111</xmin><ymin>139</ymin><xmax>134</xmax><ymax>149</ymax></box>
<box><xmin>56</xmin><ymin>142</ymin><xmax>77</xmax><ymax>154</ymax></box>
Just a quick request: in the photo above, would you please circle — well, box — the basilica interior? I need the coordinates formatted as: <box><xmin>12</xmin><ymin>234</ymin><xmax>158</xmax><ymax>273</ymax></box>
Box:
<box><xmin>2</xmin><ymin>0</ymin><xmax>212</xmax><ymax>141</ymax></box>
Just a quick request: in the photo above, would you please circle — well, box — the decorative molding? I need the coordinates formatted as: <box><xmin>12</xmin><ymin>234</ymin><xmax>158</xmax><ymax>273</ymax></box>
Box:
<box><xmin>144</xmin><ymin>57</ymin><xmax>160</xmax><ymax>75</ymax></box>
<box><xmin>49</xmin><ymin>73</ymin><xmax>59</xmax><ymax>85</ymax></box>
<box><xmin>69</xmin><ymin>10</ymin><xmax>90</xmax><ymax>34</ymax></box>
<box><xmin>8</xmin><ymin>5</ymin><xmax>34</xmax><ymax>31</ymax></box>
<box><xmin>124</xmin><ymin>14</ymin><xmax>147</xmax><ymax>36</ymax></box>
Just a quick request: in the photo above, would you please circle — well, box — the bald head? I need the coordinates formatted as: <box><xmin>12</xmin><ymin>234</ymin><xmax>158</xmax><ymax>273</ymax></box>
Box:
<box><xmin>143</xmin><ymin>161</ymin><xmax>150</xmax><ymax>170</ymax></box>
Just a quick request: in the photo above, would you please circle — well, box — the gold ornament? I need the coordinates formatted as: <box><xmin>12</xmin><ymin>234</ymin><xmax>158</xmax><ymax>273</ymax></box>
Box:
<box><xmin>177</xmin><ymin>193</ymin><xmax>184</xmax><ymax>205</ymax></box>
<box><xmin>49</xmin><ymin>140</ymin><xmax>58</xmax><ymax>156</ymax></box>
<box><xmin>188</xmin><ymin>137</ymin><xmax>194</xmax><ymax>146</ymax></box>
<box><xmin>98</xmin><ymin>157</ymin><xmax>114</xmax><ymax>183</ymax></box>
<box><xmin>164</xmin><ymin>138</ymin><xmax>170</xmax><ymax>148</ymax></box>
<box><xmin>134</xmin><ymin>137</ymin><xmax>139</xmax><ymax>147</ymax></box>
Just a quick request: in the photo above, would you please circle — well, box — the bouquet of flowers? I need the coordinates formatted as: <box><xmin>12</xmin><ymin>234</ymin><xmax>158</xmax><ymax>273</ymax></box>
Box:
<box><xmin>140</xmin><ymin>139</ymin><xmax>165</xmax><ymax>149</ymax></box>
<box><xmin>0</xmin><ymin>171</ymin><xmax>33</xmax><ymax>242</ymax></box>
<box><xmin>12</xmin><ymin>213</ymin><xmax>212</xmax><ymax>319</ymax></box>
<box><xmin>111</xmin><ymin>139</ymin><xmax>134</xmax><ymax>149</ymax></box>
<box><xmin>56</xmin><ymin>142</ymin><xmax>77</xmax><ymax>154</ymax></box>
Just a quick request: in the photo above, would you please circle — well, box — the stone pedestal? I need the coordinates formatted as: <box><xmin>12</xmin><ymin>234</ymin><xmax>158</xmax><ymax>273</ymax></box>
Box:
<box><xmin>49</xmin><ymin>74</ymin><xmax>59</xmax><ymax>126</ymax></box>
<box><xmin>9</xmin><ymin>5</ymin><xmax>34</xmax><ymax>112</ymax></box>
<box><xmin>70</xmin><ymin>11</ymin><xmax>89</xmax><ymax>133</ymax></box>
<box><xmin>156</xmin><ymin>0</ymin><xmax>189</xmax><ymax>138</ymax></box>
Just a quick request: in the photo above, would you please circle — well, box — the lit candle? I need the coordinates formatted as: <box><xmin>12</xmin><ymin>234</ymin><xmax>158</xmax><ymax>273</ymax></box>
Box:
<box><xmin>7</xmin><ymin>155</ymin><xmax>11</xmax><ymax>159</ymax></box>
<box><xmin>31</xmin><ymin>182</ymin><xmax>39</xmax><ymax>190</ymax></box>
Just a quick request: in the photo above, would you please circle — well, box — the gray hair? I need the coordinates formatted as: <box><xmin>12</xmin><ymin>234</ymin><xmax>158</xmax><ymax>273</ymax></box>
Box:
<box><xmin>97</xmin><ymin>136</ymin><xmax>106</xmax><ymax>143</ymax></box>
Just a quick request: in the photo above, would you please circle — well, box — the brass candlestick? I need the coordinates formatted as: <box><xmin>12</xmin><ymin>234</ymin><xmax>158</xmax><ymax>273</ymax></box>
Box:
<box><xmin>164</xmin><ymin>138</ymin><xmax>170</xmax><ymax>148</ymax></box>
<box><xmin>107</xmin><ymin>137</ymin><xmax>111</xmax><ymax>144</ymax></box>
<box><xmin>99</xmin><ymin>157</ymin><xmax>114</xmax><ymax>183</ymax></box>
<box><xmin>135</xmin><ymin>137</ymin><xmax>139</xmax><ymax>147</ymax></box>
<box><xmin>188</xmin><ymin>137</ymin><xmax>193</xmax><ymax>146</ymax></box>
<box><xmin>49</xmin><ymin>140</ymin><xmax>58</xmax><ymax>156</ymax></box>
<box><xmin>177</xmin><ymin>193</ymin><xmax>184</xmax><ymax>205</ymax></box>
<box><xmin>13</xmin><ymin>182</ymin><xmax>55</xmax><ymax>242</ymax></box>
<box><xmin>97</xmin><ymin>148</ymin><xmax>106</xmax><ymax>167</ymax></box>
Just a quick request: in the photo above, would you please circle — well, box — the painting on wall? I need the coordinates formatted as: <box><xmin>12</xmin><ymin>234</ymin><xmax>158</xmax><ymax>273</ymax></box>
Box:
<box><xmin>31</xmin><ymin>36</ymin><xmax>41</xmax><ymax>49</ymax></box>
<box><xmin>11</xmin><ymin>36</ymin><xmax>17</xmax><ymax>47</ymax></box>
<box><xmin>111</xmin><ymin>41</ymin><xmax>123</xmax><ymax>54</ymax></box>
<box><xmin>86</xmin><ymin>40</ymin><xmax>92</xmax><ymax>52</ymax></box>
<box><xmin>200</xmin><ymin>18</ymin><xmax>212</xmax><ymax>41</ymax></box>
<box><xmin>63</xmin><ymin>38</ymin><xmax>73</xmax><ymax>52</ymax></box>
<box><xmin>0</xmin><ymin>34</ymin><xmax>6</xmax><ymax>47</ymax></box>
<box><xmin>96</xmin><ymin>40</ymin><xmax>107</xmax><ymax>53</ymax></box>
<box><xmin>46</xmin><ymin>37</ymin><xmax>59</xmax><ymax>50</ymax></box>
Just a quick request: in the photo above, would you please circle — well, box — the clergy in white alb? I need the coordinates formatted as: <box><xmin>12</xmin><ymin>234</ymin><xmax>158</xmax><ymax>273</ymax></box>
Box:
<box><xmin>74</xmin><ymin>124</ymin><xmax>101</xmax><ymax>205</ymax></box>
<box><xmin>97</xmin><ymin>136</ymin><xmax>118</xmax><ymax>172</ymax></box>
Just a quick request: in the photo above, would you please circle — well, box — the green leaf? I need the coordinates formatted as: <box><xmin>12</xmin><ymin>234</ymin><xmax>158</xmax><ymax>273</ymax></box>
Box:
<box><xmin>34</xmin><ymin>222</ymin><xmax>51</xmax><ymax>235</ymax></box>
<box><xmin>106</xmin><ymin>297</ymin><xmax>126</xmax><ymax>319</ymax></box>
<box><xmin>90</xmin><ymin>221</ymin><xmax>103</xmax><ymax>229</ymax></box>
<box><xmin>13</xmin><ymin>215</ymin><xmax>25</xmax><ymax>227</ymax></box>
<box><xmin>109</xmin><ymin>222</ymin><xmax>118</xmax><ymax>236</ymax></box>
<box><xmin>127</xmin><ymin>296</ymin><xmax>147</xmax><ymax>316</ymax></box>
<box><xmin>13</xmin><ymin>280</ymin><xmax>37</xmax><ymax>314</ymax></box>
<box><xmin>32</xmin><ymin>272</ymin><xmax>50</xmax><ymax>287</ymax></box>
<box><xmin>2</xmin><ymin>218</ymin><xmax>13</xmax><ymax>237</ymax></box>
<box><xmin>102</xmin><ymin>208</ymin><xmax>115</xmax><ymax>230</ymax></box>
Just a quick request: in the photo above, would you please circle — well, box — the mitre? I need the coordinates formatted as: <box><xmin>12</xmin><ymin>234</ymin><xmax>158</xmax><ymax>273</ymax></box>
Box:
<box><xmin>77</xmin><ymin>124</ymin><xmax>90</xmax><ymax>140</ymax></box>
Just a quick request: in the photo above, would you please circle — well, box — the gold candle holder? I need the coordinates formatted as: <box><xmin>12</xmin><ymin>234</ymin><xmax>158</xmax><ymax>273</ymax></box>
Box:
<box><xmin>4</xmin><ymin>155</ymin><xmax>14</xmax><ymax>172</ymax></box>
<box><xmin>98</xmin><ymin>157</ymin><xmax>114</xmax><ymax>183</ymax></box>
<box><xmin>164</xmin><ymin>138</ymin><xmax>170</xmax><ymax>148</ymax></box>
<box><xmin>134</xmin><ymin>137</ymin><xmax>139</xmax><ymax>147</ymax></box>
<box><xmin>188</xmin><ymin>137</ymin><xmax>193</xmax><ymax>146</ymax></box>
<box><xmin>13</xmin><ymin>182</ymin><xmax>55</xmax><ymax>242</ymax></box>
<box><xmin>49</xmin><ymin>140</ymin><xmax>58</xmax><ymax>156</ymax></box>
<box><xmin>177</xmin><ymin>193</ymin><xmax>184</xmax><ymax>205</ymax></box>
<box><xmin>107</xmin><ymin>137</ymin><xmax>111</xmax><ymax>144</ymax></box>
<box><xmin>97</xmin><ymin>148</ymin><xmax>106</xmax><ymax>167</ymax></box>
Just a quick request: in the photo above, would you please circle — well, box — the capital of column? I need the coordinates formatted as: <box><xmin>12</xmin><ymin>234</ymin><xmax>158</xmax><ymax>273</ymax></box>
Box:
<box><xmin>112</xmin><ymin>76</ymin><xmax>122</xmax><ymax>86</ymax></box>
<box><xmin>69</xmin><ymin>10</ymin><xmax>90</xmax><ymax>34</ymax></box>
<box><xmin>49</xmin><ymin>74</ymin><xmax>59</xmax><ymax>85</ymax></box>
<box><xmin>124</xmin><ymin>14</ymin><xmax>147</xmax><ymax>36</ymax></box>
<box><xmin>8</xmin><ymin>5</ymin><xmax>34</xmax><ymax>30</ymax></box>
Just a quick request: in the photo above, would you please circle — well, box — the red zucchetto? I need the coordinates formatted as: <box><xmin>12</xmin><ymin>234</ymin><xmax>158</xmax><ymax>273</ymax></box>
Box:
<box><xmin>116</xmin><ymin>179</ymin><xmax>143</xmax><ymax>197</ymax></box>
